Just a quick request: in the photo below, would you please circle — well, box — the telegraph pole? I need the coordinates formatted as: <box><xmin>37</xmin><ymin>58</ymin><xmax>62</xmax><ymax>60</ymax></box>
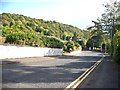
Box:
<box><xmin>110</xmin><ymin>14</ymin><xmax>115</xmax><ymax>57</ymax></box>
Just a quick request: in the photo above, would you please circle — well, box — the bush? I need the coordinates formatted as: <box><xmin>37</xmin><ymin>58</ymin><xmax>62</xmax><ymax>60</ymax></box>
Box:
<box><xmin>86</xmin><ymin>39</ymin><xmax>93</xmax><ymax>50</ymax></box>
<box><xmin>74</xmin><ymin>42</ymin><xmax>81</xmax><ymax>50</ymax></box>
<box><xmin>64</xmin><ymin>41</ymin><xmax>74</xmax><ymax>52</ymax></box>
<box><xmin>63</xmin><ymin>44</ymin><xmax>67</xmax><ymax>52</ymax></box>
<box><xmin>106</xmin><ymin>42</ymin><xmax>111</xmax><ymax>53</ymax></box>
<box><xmin>113</xmin><ymin>46</ymin><xmax>120</xmax><ymax>63</ymax></box>
<box><xmin>112</xmin><ymin>30</ymin><xmax>120</xmax><ymax>63</ymax></box>
<box><xmin>42</xmin><ymin>36</ymin><xmax>64</xmax><ymax>48</ymax></box>
<box><xmin>0</xmin><ymin>36</ymin><xmax>6</xmax><ymax>43</ymax></box>
<box><xmin>5</xmin><ymin>32</ymin><xmax>18</xmax><ymax>44</ymax></box>
<box><xmin>77</xmin><ymin>40</ymin><xmax>85</xmax><ymax>49</ymax></box>
<box><xmin>5</xmin><ymin>31</ymin><xmax>44</xmax><ymax>47</ymax></box>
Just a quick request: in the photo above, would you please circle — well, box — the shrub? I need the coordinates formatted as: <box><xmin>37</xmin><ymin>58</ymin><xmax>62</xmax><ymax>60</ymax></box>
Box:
<box><xmin>5</xmin><ymin>31</ymin><xmax>44</xmax><ymax>47</ymax></box>
<box><xmin>112</xmin><ymin>30</ymin><xmax>120</xmax><ymax>63</ymax></box>
<box><xmin>77</xmin><ymin>40</ymin><xmax>85</xmax><ymax>49</ymax></box>
<box><xmin>74</xmin><ymin>42</ymin><xmax>81</xmax><ymax>50</ymax></box>
<box><xmin>64</xmin><ymin>41</ymin><xmax>74</xmax><ymax>52</ymax></box>
<box><xmin>63</xmin><ymin>44</ymin><xmax>67</xmax><ymax>52</ymax></box>
<box><xmin>113</xmin><ymin>46</ymin><xmax>120</xmax><ymax>63</ymax></box>
<box><xmin>42</xmin><ymin>36</ymin><xmax>64</xmax><ymax>48</ymax></box>
<box><xmin>106</xmin><ymin>42</ymin><xmax>111</xmax><ymax>53</ymax></box>
<box><xmin>0</xmin><ymin>36</ymin><xmax>6</xmax><ymax>43</ymax></box>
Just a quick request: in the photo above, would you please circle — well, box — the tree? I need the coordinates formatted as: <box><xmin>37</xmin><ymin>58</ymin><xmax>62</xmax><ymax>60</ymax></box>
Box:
<box><xmin>100</xmin><ymin>0</ymin><xmax>120</xmax><ymax>63</ymax></box>
<box><xmin>72</xmin><ymin>32</ymin><xmax>77</xmax><ymax>42</ymax></box>
<box><xmin>86</xmin><ymin>35</ymin><xmax>104</xmax><ymax>50</ymax></box>
<box><xmin>101</xmin><ymin>0</ymin><xmax>120</xmax><ymax>36</ymax></box>
<box><xmin>112</xmin><ymin>30</ymin><xmax>120</xmax><ymax>63</ymax></box>
<box><xmin>86</xmin><ymin>20</ymin><xmax>105</xmax><ymax>50</ymax></box>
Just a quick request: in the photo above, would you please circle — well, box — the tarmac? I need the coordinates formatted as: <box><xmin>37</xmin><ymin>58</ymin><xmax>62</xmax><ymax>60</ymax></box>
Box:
<box><xmin>1</xmin><ymin>51</ymin><xmax>119</xmax><ymax>89</ymax></box>
<box><xmin>1</xmin><ymin>50</ymin><xmax>82</xmax><ymax>65</ymax></box>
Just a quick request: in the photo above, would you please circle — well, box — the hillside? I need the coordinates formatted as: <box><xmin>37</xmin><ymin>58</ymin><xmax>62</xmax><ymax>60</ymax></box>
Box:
<box><xmin>0</xmin><ymin>13</ymin><xmax>90</xmax><ymax>51</ymax></box>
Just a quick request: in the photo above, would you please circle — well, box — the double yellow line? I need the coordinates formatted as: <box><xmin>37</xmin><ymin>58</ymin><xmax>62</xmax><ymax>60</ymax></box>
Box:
<box><xmin>65</xmin><ymin>55</ymin><xmax>105</xmax><ymax>90</ymax></box>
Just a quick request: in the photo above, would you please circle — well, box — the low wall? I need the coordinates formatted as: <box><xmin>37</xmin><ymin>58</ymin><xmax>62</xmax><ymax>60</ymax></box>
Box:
<box><xmin>64</xmin><ymin>49</ymin><xmax>82</xmax><ymax>55</ymax></box>
<box><xmin>0</xmin><ymin>45</ymin><xmax>63</xmax><ymax>59</ymax></box>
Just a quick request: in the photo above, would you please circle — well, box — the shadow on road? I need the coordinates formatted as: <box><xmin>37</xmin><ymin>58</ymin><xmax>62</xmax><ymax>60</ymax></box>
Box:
<box><xmin>2</xmin><ymin>54</ymin><xmax>102</xmax><ymax>85</ymax></box>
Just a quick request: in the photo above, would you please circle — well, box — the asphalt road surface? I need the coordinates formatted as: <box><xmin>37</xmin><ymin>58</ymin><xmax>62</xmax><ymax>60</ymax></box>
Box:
<box><xmin>2</xmin><ymin>51</ymin><xmax>103</xmax><ymax>88</ymax></box>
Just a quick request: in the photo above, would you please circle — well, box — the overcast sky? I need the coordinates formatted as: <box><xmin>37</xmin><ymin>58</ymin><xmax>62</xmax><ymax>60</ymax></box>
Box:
<box><xmin>1</xmin><ymin>0</ymin><xmax>112</xmax><ymax>30</ymax></box>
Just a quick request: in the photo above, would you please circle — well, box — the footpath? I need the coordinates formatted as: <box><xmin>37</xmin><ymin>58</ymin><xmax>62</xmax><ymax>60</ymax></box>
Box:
<box><xmin>77</xmin><ymin>56</ymin><xmax>120</xmax><ymax>89</ymax></box>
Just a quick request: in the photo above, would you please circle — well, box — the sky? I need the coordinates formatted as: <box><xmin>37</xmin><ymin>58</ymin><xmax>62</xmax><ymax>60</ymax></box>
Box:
<box><xmin>0</xmin><ymin>0</ymin><xmax>112</xmax><ymax>30</ymax></box>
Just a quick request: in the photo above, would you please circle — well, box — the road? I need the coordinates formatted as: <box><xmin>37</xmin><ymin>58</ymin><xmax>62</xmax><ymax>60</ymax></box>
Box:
<box><xmin>2</xmin><ymin>51</ymin><xmax>103</xmax><ymax>88</ymax></box>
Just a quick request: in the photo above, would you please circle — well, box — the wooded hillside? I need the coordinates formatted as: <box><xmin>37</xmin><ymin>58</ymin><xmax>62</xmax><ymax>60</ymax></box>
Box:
<box><xmin>0</xmin><ymin>13</ymin><xmax>90</xmax><ymax>52</ymax></box>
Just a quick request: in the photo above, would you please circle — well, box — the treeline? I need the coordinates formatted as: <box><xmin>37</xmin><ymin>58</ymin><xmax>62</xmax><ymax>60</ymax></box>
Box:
<box><xmin>101</xmin><ymin>1</ymin><xmax>120</xmax><ymax>63</ymax></box>
<box><xmin>1</xmin><ymin>13</ymin><xmax>90</xmax><ymax>52</ymax></box>
<box><xmin>86</xmin><ymin>1</ymin><xmax>120</xmax><ymax>63</ymax></box>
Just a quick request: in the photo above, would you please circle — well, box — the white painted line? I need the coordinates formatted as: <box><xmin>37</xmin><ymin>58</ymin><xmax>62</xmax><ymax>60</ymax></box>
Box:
<box><xmin>65</xmin><ymin>56</ymin><xmax>104</xmax><ymax>90</ymax></box>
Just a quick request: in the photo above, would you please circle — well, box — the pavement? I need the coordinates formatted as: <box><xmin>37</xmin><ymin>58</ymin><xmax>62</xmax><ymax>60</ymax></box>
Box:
<box><xmin>77</xmin><ymin>56</ymin><xmax>120</xmax><ymax>89</ymax></box>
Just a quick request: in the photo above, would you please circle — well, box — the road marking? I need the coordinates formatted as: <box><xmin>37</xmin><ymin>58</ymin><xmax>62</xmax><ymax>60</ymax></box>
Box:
<box><xmin>65</xmin><ymin>55</ymin><xmax>104</xmax><ymax>90</ymax></box>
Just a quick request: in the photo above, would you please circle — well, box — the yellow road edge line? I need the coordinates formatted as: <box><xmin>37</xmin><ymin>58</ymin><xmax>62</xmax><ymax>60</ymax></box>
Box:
<box><xmin>65</xmin><ymin>56</ymin><xmax>104</xmax><ymax>90</ymax></box>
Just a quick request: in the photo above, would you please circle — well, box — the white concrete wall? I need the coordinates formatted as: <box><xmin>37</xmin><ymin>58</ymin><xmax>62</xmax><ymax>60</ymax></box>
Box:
<box><xmin>0</xmin><ymin>45</ymin><xmax>63</xmax><ymax>59</ymax></box>
<box><xmin>70</xmin><ymin>50</ymin><xmax>82</xmax><ymax>55</ymax></box>
<box><xmin>65</xmin><ymin>49</ymin><xmax>82</xmax><ymax>55</ymax></box>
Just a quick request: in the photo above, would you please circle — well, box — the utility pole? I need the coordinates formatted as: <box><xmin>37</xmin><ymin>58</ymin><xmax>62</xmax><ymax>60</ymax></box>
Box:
<box><xmin>110</xmin><ymin>14</ymin><xmax>115</xmax><ymax>56</ymax></box>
